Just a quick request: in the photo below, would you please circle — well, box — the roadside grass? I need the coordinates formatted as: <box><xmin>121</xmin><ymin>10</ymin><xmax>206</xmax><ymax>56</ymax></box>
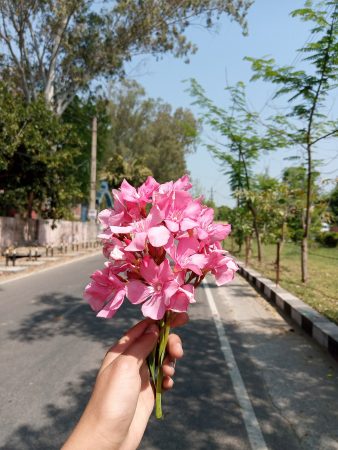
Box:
<box><xmin>226</xmin><ymin>241</ymin><xmax>338</xmax><ymax>325</ymax></box>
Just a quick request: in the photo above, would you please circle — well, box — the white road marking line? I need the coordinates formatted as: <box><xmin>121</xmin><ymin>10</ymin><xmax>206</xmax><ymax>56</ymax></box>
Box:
<box><xmin>203</xmin><ymin>280</ymin><xmax>268</xmax><ymax>450</ymax></box>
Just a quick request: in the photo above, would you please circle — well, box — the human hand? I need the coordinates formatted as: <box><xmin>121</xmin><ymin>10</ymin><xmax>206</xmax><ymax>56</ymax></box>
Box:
<box><xmin>62</xmin><ymin>313</ymin><xmax>188</xmax><ymax>450</ymax></box>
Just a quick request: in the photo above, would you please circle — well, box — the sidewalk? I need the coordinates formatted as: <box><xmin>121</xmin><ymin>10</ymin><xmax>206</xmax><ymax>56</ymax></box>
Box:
<box><xmin>237</xmin><ymin>260</ymin><xmax>338</xmax><ymax>363</ymax></box>
<box><xmin>0</xmin><ymin>244</ymin><xmax>102</xmax><ymax>283</ymax></box>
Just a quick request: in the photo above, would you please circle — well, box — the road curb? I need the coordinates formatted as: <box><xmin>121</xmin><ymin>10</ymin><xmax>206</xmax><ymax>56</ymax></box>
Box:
<box><xmin>237</xmin><ymin>261</ymin><xmax>338</xmax><ymax>362</ymax></box>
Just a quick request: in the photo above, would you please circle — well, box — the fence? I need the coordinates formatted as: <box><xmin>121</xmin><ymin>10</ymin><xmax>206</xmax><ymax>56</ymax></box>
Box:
<box><xmin>0</xmin><ymin>217</ymin><xmax>99</xmax><ymax>248</ymax></box>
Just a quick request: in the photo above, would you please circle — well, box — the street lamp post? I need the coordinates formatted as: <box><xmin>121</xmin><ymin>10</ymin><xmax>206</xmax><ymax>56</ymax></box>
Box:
<box><xmin>88</xmin><ymin>116</ymin><xmax>98</xmax><ymax>240</ymax></box>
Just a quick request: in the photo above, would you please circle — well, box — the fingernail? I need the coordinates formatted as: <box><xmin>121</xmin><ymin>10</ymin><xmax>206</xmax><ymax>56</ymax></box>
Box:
<box><xmin>175</xmin><ymin>342</ymin><xmax>183</xmax><ymax>355</ymax></box>
<box><xmin>170</xmin><ymin>359</ymin><xmax>176</xmax><ymax>369</ymax></box>
<box><xmin>145</xmin><ymin>323</ymin><xmax>159</xmax><ymax>335</ymax></box>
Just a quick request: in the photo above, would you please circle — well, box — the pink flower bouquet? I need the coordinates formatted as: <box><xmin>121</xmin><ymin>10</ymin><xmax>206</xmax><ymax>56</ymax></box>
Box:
<box><xmin>84</xmin><ymin>175</ymin><xmax>238</xmax><ymax>418</ymax></box>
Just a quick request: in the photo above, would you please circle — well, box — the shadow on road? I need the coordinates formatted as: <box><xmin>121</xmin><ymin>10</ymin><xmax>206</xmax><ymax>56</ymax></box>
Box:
<box><xmin>8</xmin><ymin>291</ymin><xmax>139</xmax><ymax>343</ymax></box>
<box><xmin>0</xmin><ymin>367</ymin><xmax>96</xmax><ymax>450</ymax></box>
<box><xmin>3</xmin><ymin>284</ymin><xmax>338</xmax><ymax>449</ymax></box>
<box><xmin>3</xmin><ymin>314</ymin><xmax>253</xmax><ymax>450</ymax></box>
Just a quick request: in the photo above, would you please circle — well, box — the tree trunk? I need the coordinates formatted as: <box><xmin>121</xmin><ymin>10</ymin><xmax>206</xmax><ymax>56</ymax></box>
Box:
<box><xmin>302</xmin><ymin>143</ymin><xmax>312</xmax><ymax>283</ymax></box>
<box><xmin>245</xmin><ymin>235</ymin><xmax>252</xmax><ymax>266</ymax></box>
<box><xmin>247</xmin><ymin>202</ymin><xmax>262</xmax><ymax>262</ymax></box>
<box><xmin>274</xmin><ymin>221</ymin><xmax>286</xmax><ymax>268</ymax></box>
<box><xmin>275</xmin><ymin>241</ymin><xmax>281</xmax><ymax>285</ymax></box>
<box><xmin>251</xmin><ymin>214</ymin><xmax>262</xmax><ymax>262</ymax></box>
<box><xmin>255</xmin><ymin>228</ymin><xmax>262</xmax><ymax>263</ymax></box>
<box><xmin>301</xmin><ymin>236</ymin><xmax>308</xmax><ymax>283</ymax></box>
<box><xmin>27</xmin><ymin>191</ymin><xmax>34</xmax><ymax>219</ymax></box>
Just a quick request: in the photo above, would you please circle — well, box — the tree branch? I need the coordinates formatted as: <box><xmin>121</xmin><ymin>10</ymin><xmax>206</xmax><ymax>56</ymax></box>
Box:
<box><xmin>55</xmin><ymin>87</ymin><xmax>77</xmax><ymax>116</ymax></box>
<box><xmin>27</xmin><ymin>16</ymin><xmax>46</xmax><ymax>84</ymax></box>
<box><xmin>310</xmin><ymin>129</ymin><xmax>338</xmax><ymax>146</ymax></box>
<box><xmin>44</xmin><ymin>8</ymin><xmax>75</xmax><ymax>106</ymax></box>
<box><xmin>0</xmin><ymin>13</ymin><xmax>30</xmax><ymax>101</ymax></box>
<box><xmin>10</xmin><ymin>3</ymin><xmax>36</xmax><ymax>100</ymax></box>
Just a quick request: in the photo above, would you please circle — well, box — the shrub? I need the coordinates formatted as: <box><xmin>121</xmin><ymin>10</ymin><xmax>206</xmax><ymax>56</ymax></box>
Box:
<box><xmin>315</xmin><ymin>232</ymin><xmax>338</xmax><ymax>248</ymax></box>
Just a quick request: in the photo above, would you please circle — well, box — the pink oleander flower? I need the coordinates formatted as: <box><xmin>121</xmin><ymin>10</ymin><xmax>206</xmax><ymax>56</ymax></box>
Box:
<box><xmin>126</xmin><ymin>257</ymin><xmax>183</xmax><ymax>320</ymax></box>
<box><xmin>206</xmin><ymin>250</ymin><xmax>239</xmax><ymax>286</ymax></box>
<box><xmin>196</xmin><ymin>206</ymin><xmax>231</xmax><ymax>244</ymax></box>
<box><xmin>157</xmin><ymin>174</ymin><xmax>192</xmax><ymax>195</ymax></box>
<box><xmin>156</xmin><ymin>190</ymin><xmax>202</xmax><ymax>233</ymax></box>
<box><xmin>85</xmin><ymin>174</ymin><xmax>238</xmax><ymax>320</ymax></box>
<box><xmin>166</xmin><ymin>236</ymin><xmax>208</xmax><ymax>276</ymax></box>
<box><xmin>101</xmin><ymin>237</ymin><xmax>125</xmax><ymax>260</ymax></box>
<box><xmin>121</xmin><ymin>176</ymin><xmax>159</xmax><ymax>204</ymax></box>
<box><xmin>84</xmin><ymin>263</ymin><xmax>126</xmax><ymax>318</ymax></box>
<box><xmin>108</xmin><ymin>205</ymin><xmax>170</xmax><ymax>252</ymax></box>
<box><xmin>84</xmin><ymin>174</ymin><xmax>238</xmax><ymax>420</ymax></box>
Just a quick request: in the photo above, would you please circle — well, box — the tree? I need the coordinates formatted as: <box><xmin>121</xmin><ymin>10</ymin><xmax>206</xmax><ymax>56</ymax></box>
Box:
<box><xmin>188</xmin><ymin>79</ymin><xmax>282</xmax><ymax>262</ymax></box>
<box><xmin>62</xmin><ymin>94</ymin><xmax>112</xmax><ymax>199</ymax></box>
<box><xmin>217</xmin><ymin>205</ymin><xmax>232</xmax><ymax>221</ymax></box>
<box><xmin>246</xmin><ymin>0</ymin><xmax>338</xmax><ymax>282</ymax></box>
<box><xmin>328</xmin><ymin>183</ymin><xmax>338</xmax><ymax>224</ymax></box>
<box><xmin>283</xmin><ymin>166</ymin><xmax>328</xmax><ymax>242</ymax></box>
<box><xmin>245</xmin><ymin>175</ymin><xmax>286</xmax><ymax>241</ymax></box>
<box><xmin>103</xmin><ymin>80</ymin><xmax>199</xmax><ymax>185</ymax></box>
<box><xmin>0</xmin><ymin>82</ymin><xmax>83</xmax><ymax>219</ymax></box>
<box><xmin>226</xmin><ymin>205</ymin><xmax>252</xmax><ymax>254</ymax></box>
<box><xmin>105</xmin><ymin>154</ymin><xmax>153</xmax><ymax>190</ymax></box>
<box><xmin>0</xmin><ymin>0</ymin><xmax>251</xmax><ymax>115</ymax></box>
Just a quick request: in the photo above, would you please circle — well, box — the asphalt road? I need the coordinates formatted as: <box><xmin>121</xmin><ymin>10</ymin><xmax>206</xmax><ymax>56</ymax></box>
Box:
<box><xmin>0</xmin><ymin>253</ymin><xmax>337</xmax><ymax>450</ymax></box>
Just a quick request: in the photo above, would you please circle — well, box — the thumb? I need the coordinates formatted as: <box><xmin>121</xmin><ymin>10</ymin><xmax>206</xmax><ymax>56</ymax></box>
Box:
<box><xmin>123</xmin><ymin>323</ymin><xmax>159</xmax><ymax>368</ymax></box>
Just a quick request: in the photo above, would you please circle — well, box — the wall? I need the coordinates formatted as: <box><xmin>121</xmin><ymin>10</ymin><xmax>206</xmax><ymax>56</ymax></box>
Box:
<box><xmin>0</xmin><ymin>217</ymin><xmax>99</xmax><ymax>248</ymax></box>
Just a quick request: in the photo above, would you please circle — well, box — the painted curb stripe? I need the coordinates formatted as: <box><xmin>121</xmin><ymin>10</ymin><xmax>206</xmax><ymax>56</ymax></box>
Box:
<box><xmin>237</xmin><ymin>263</ymin><xmax>338</xmax><ymax>362</ymax></box>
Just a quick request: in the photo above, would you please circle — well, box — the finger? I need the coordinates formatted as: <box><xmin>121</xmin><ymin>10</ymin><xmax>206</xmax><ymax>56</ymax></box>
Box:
<box><xmin>170</xmin><ymin>312</ymin><xmax>189</xmax><ymax>329</ymax></box>
<box><xmin>162</xmin><ymin>376</ymin><xmax>174</xmax><ymax>390</ymax></box>
<box><xmin>166</xmin><ymin>333</ymin><xmax>184</xmax><ymax>360</ymax></box>
<box><xmin>100</xmin><ymin>319</ymin><xmax>153</xmax><ymax>373</ymax></box>
<box><xmin>122</xmin><ymin>323</ymin><xmax>160</xmax><ymax>369</ymax></box>
<box><xmin>162</xmin><ymin>358</ymin><xmax>175</xmax><ymax>377</ymax></box>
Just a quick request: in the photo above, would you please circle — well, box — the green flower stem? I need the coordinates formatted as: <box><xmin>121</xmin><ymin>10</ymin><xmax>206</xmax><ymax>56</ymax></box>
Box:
<box><xmin>155</xmin><ymin>311</ymin><xmax>171</xmax><ymax>419</ymax></box>
<box><xmin>155</xmin><ymin>364</ymin><xmax>164</xmax><ymax>419</ymax></box>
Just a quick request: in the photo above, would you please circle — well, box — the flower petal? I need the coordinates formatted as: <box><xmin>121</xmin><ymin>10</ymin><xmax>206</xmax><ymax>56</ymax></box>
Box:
<box><xmin>148</xmin><ymin>225</ymin><xmax>170</xmax><ymax>247</ymax></box>
<box><xmin>209</xmin><ymin>223</ymin><xmax>231</xmax><ymax>242</ymax></box>
<box><xmin>162</xmin><ymin>279</ymin><xmax>180</xmax><ymax>305</ymax></box>
<box><xmin>97</xmin><ymin>209</ymin><xmax>112</xmax><ymax>227</ymax></box>
<box><xmin>126</xmin><ymin>280</ymin><xmax>153</xmax><ymax>304</ymax></box>
<box><xmin>168</xmin><ymin>291</ymin><xmax>190</xmax><ymax>313</ymax></box>
<box><xmin>125</xmin><ymin>232</ymin><xmax>147</xmax><ymax>251</ymax></box>
<box><xmin>120</xmin><ymin>179</ymin><xmax>138</xmax><ymax>202</ymax></box>
<box><xmin>189</xmin><ymin>253</ymin><xmax>208</xmax><ymax>269</ymax></box>
<box><xmin>180</xmin><ymin>218</ymin><xmax>199</xmax><ymax>231</ymax></box>
<box><xmin>157</xmin><ymin>258</ymin><xmax>174</xmax><ymax>282</ymax></box>
<box><xmin>140</xmin><ymin>256</ymin><xmax>159</xmax><ymax>284</ymax></box>
<box><xmin>110</xmin><ymin>225</ymin><xmax>133</xmax><ymax>234</ymax></box>
<box><xmin>177</xmin><ymin>237</ymin><xmax>200</xmax><ymax>258</ymax></box>
<box><xmin>147</xmin><ymin>205</ymin><xmax>164</xmax><ymax>227</ymax></box>
<box><xmin>96</xmin><ymin>290</ymin><xmax>125</xmax><ymax>318</ymax></box>
<box><xmin>141</xmin><ymin>294</ymin><xmax>166</xmax><ymax>320</ymax></box>
<box><xmin>214</xmin><ymin>267</ymin><xmax>235</xmax><ymax>285</ymax></box>
<box><xmin>164</xmin><ymin>219</ymin><xmax>179</xmax><ymax>233</ymax></box>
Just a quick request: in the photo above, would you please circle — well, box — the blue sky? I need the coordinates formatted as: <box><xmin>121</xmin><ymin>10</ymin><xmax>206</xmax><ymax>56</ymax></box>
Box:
<box><xmin>126</xmin><ymin>0</ymin><xmax>338</xmax><ymax>206</ymax></box>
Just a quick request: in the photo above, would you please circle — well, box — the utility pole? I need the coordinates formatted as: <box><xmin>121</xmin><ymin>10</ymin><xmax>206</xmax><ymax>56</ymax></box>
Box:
<box><xmin>88</xmin><ymin>116</ymin><xmax>97</xmax><ymax>222</ymax></box>
<box><xmin>210</xmin><ymin>187</ymin><xmax>214</xmax><ymax>203</ymax></box>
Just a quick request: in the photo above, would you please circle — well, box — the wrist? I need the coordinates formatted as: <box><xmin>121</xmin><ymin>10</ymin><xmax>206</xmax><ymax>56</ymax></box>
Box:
<box><xmin>62</xmin><ymin>411</ymin><xmax>124</xmax><ymax>450</ymax></box>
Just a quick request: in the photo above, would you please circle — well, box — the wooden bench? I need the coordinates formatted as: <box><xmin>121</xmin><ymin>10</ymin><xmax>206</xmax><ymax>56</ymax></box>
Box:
<box><xmin>3</xmin><ymin>250</ymin><xmax>41</xmax><ymax>266</ymax></box>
